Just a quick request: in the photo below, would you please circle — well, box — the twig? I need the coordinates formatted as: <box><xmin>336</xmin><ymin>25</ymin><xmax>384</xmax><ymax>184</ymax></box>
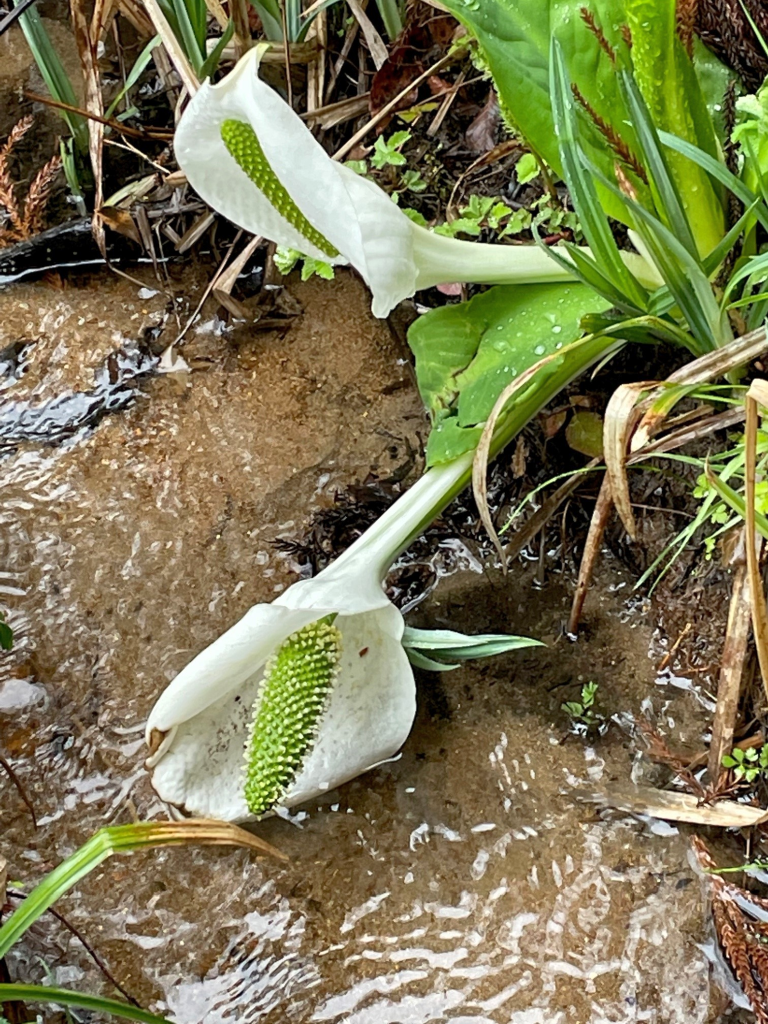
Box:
<box><xmin>568</xmin><ymin>474</ymin><xmax>614</xmax><ymax>636</ymax></box>
<box><xmin>332</xmin><ymin>51</ymin><xmax>456</xmax><ymax>161</ymax></box>
<box><xmin>7</xmin><ymin>891</ymin><xmax>138</xmax><ymax>1005</ymax></box>
<box><xmin>229</xmin><ymin>0</ymin><xmax>251</xmax><ymax>60</ymax></box>
<box><xmin>745</xmin><ymin>379</ymin><xmax>768</xmax><ymax>703</ymax></box>
<box><xmin>504</xmin><ymin>459</ymin><xmax>601</xmax><ymax>562</ymax></box>
<box><xmin>0</xmin><ymin>755</ymin><xmax>37</xmax><ymax>828</ymax></box>
<box><xmin>24</xmin><ymin>92</ymin><xmax>174</xmax><ymax>140</ymax></box>
<box><xmin>708</xmin><ymin>559</ymin><xmax>753</xmax><ymax>780</ymax></box>
<box><xmin>71</xmin><ymin>0</ymin><xmax>106</xmax><ymax>255</ymax></box>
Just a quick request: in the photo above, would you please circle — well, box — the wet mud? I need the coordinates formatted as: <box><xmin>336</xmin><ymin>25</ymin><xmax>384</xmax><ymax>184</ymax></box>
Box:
<box><xmin>0</xmin><ymin>268</ymin><xmax>745</xmax><ymax>1022</ymax></box>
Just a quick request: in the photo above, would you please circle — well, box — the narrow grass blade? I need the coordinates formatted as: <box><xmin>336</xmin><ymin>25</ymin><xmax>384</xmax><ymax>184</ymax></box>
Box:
<box><xmin>0</xmin><ymin>820</ymin><xmax>286</xmax><ymax>957</ymax></box>
<box><xmin>16</xmin><ymin>4</ymin><xmax>88</xmax><ymax>154</ymax></box>
<box><xmin>373</xmin><ymin>0</ymin><xmax>401</xmax><ymax>40</ymax></box>
<box><xmin>0</xmin><ymin>984</ymin><xmax>171</xmax><ymax>1024</ymax></box>
<box><xmin>549</xmin><ymin>39</ymin><xmax>648</xmax><ymax>310</ymax></box>
<box><xmin>105</xmin><ymin>37</ymin><xmax>160</xmax><ymax>120</ymax></box>
<box><xmin>658</xmin><ymin>131</ymin><xmax>768</xmax><ymax>234</ymax></box>
<box><xmin>618</xmin><ymin>70</ymin><xmax>698</xmax><ymax>258</ymax></box>
<box><xmin>251</xmin><ymin>0</ymin><xmax>283</xmax><ymax>39</ymax></box>
<box><xmin>704</xmin><ymin>464</ymin><xmax>768</xmax><ymax>541</ymax></box>
<box><xmin>199</xmin><ymin>19</ymin><xmax>234</xmax><ymax>78</ymax></box>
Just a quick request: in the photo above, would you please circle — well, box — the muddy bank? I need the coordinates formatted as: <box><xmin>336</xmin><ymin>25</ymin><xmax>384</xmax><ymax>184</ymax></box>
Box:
<box><xmin>0</xmin><ymin>268</ymin><xmax>738</xmax><ymax>1022</ymax></box>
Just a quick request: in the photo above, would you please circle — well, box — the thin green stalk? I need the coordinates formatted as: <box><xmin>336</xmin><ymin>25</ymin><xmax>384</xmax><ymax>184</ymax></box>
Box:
<box><xmin>334</xmin><ymin>331</ymin><xmax>624</xmax><ymax>581</ymax></box>
<box><xmin>0</xmin><ymin>984</ymin><xmax>171</xmax><ymax>1024</ymax></box>
<box><xmin>373</xmin><ymin>0</ymin><xmax>401</xmax><ymax>40</ymax></box>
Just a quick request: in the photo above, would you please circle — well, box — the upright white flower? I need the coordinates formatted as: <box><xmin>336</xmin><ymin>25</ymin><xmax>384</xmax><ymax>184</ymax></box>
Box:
<box><xmin>174</xmin><ymin>48</ymin><xmax>592</xmax><ymax>318</ymax></box>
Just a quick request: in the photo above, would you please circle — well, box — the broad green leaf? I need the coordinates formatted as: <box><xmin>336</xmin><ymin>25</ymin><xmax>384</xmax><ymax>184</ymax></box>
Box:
<box><xmin>454</xmin><ymin>284</ymin><xmax>611</xmax><ymax>426</ymax></box>
<box><xmin>439</xmin><ymin>0</ymin><xmax>631</xmax><ymax>222</ymax></box>
<box><xmin>440</xmin><ymin>0</ymin><xmax>727</xmax><ymax>245</ymax></box>
<box><xmin>408</xmin><ymin>283</ymin><xmax>613</xmax><ymax>465</ymax></box>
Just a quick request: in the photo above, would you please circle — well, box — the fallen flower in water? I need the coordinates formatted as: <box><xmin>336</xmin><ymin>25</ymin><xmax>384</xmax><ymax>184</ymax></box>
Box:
<box><xmin>174</xmin><ymin>48</ymin><xmax>657</xmax><ymax>317</ymax></box>
<box><xmin>146</xmin><ymin>452</ymin><xmax>541</xmax><ymax>821</ymax></box>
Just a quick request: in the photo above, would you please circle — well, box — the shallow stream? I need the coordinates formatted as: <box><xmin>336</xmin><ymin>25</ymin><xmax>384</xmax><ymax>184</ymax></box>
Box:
<box><xmin>0</xmin><ymin>268</ymin><xmax>742</xmax><ymax>1023</ymax></box>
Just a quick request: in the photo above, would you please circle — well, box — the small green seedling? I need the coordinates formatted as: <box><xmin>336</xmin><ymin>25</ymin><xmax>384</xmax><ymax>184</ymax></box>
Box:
<box><xmin>562</xmin><ymin>681</ymin><xmax>602</xmax><ymax>731</ymax></box>
<box><xmin>274</xmin><ymin>246</ymin><xmax>335</xmax><ymax>282</ymax></box>
<box><xmin>370</xmin><ymin>131</ymin><xmax>412</xmax><ymax>169</ymax></box>
<box><xmin>515</xmin><ymin>153</ymin><xmax>539</xmax><ymax>185</ymax></box>
<box><xmin>722</xmin><ymin>745</ymin><xmax>768</xmax><ymax>783</ymax></box>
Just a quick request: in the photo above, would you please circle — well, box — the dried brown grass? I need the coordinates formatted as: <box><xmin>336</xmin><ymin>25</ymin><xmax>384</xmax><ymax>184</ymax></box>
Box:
<box><xmin>0</xmin><ymin>117</ymin><xmax>61</xmax><ymax>247</ymax></box>
<box><xmin>693</xmin><ymin>836</ymin><xmax>768</xmax><ymax>1023</ymax></box>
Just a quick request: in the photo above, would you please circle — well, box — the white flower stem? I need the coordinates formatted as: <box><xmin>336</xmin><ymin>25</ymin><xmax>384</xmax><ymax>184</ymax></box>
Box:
<box><xmin>411</xmin><ymin>228</ymin><xmax>663</xmax><ymax>292</ymax></box>
<box><xmin>329</xmin><ymin>333</ymin><xmax>624</xmax><ymax>583</ymax></box>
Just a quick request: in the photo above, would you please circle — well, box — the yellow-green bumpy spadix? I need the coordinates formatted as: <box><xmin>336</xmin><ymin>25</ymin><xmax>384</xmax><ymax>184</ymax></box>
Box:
<box><xmin>221</xmin><ymin>119</ymin><xmax>338</xmax><ymax>259</ymax></box>
<box><xmin>244</xmin><ymin>616</ymin><xmax>341</xmax><ymax>816</ymax></box>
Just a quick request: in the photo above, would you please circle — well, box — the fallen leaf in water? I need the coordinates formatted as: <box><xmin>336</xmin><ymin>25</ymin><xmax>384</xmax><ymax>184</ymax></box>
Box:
<box><xmin>587</xmin><ymin>783</ymin><xmax>768</xmax><ymax>826</ymax></box>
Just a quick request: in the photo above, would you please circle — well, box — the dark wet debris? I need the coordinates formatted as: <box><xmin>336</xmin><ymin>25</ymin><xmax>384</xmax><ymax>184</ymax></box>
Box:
<box><xmin>0</xmin><ymin>343</ymin><xmax>158</xmax><ymax>450</ymax></box>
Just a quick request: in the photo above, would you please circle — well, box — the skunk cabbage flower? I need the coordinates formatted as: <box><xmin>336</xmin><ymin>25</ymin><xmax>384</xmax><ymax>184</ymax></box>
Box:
<box><xmin>146</xmin><ymin>556</ymin><xmax>413</xmax><ymax>821</ymax></box>
<box><xmin>145</xmin><ymin>454</ymin><xmax>539</xmax><ymax>821</ymax></box>
<box><xmin>174</xmin><ymin>48</ymin><xmax>582</xmax><ymax>318</ymax></box>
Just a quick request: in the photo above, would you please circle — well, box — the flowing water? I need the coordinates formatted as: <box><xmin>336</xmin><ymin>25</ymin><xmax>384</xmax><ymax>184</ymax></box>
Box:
<box><xmin>0</xmin><ymin>268</ymin><xmax>743</xmax><ymax>1023</ymax></box>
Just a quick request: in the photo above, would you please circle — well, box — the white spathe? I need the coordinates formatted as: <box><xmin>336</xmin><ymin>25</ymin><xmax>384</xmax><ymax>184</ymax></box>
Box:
<box><xmin>146</xmin><ymin>454</ymin><xmax>476</xmax><ymax>821</ymax></box>
<box><xmin>146</xmin><ymin>560</ymin><xmax>414</xmax><ymax>821</ymax></box>
<box><xmin>174</xmin><ymin>48</ymin><xmax>584</xmax><ymax>318</ymax></box>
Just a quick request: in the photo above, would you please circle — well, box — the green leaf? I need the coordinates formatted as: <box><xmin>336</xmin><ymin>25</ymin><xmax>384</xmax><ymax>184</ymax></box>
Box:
<box><xmin>371</xmin><ymin>132</ymin><xmax>411</xmax><ymax>168</ymax></box>
<box><xmin>515</xmin><ymin>153</ymin><xmax>539</xmax><ymax>184</ymax></box>
<box><xmin>105</xmin><ymin>37</ymin><xmax>161</xmax><ymax>120</ymax></box>
<box><xmin>402</xmin><ymin>627</ymin><xmax>543</xmax><ymax>666</ymax></box>
<box><xmin>409</xmin><ymin>284</ymin><xmax>616</xmax><ymax>465</ymax></box>
<box><xmin>300</xmin><ymin>257</ymin><xmax>335</xmax><ymax>281</ymax></box>
<box><xmin>250</xmin><ymin>0</ymin><xmax>283</xmax><ymax>40</ymax></box>
<box><xmin>565</xmin><ymin>410</ymin><xmax>604</xmax><ymax>458</ymax></box>
<box><xmin>200</xmin><ymin>19</ymin><xmax>235</xmax><ymax>80</ymax></box>
<box><xmin>0</xmin><ymin>985</ymin><xmax>170</xmax><ymax>1024</ymax></box>
<box><xmin>17</xmin><ymin>5</ymin><xmax>88</xmax><ymax>156</ymax></box>
<box><xmin>438</xmin><ymin>0</ymin><xmax>631</xmax><ymax>222</ymax></box>
<box><xmin>549</xmin><ymin>41</ymin><xmax>649</xmax><ymax>310</ymax></box>
<box><xmin>623</xmin><ymin>0</ymin><xmax>724</xmax><ymax>255</ymax></box>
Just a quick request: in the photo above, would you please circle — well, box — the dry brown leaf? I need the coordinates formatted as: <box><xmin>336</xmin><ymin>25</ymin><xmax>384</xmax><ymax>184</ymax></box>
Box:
<box><xmin>592</xmin><ymin>783</ymin><xmax>768</xmax><ymax>827</ymax></box>
<box><xmin>708</xmin><ymin>560</ymin><xmax>752</xmax><ymax>780</ymax></box>
<box><xmin>746</xmin><ymin>380</ymin><xmax>768</xmax><ymax>705</ymax></box>
<box><xmin>603</xmin><ymin>380</ymin><xmax>656</xmax><ymax>540</ymax></box>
